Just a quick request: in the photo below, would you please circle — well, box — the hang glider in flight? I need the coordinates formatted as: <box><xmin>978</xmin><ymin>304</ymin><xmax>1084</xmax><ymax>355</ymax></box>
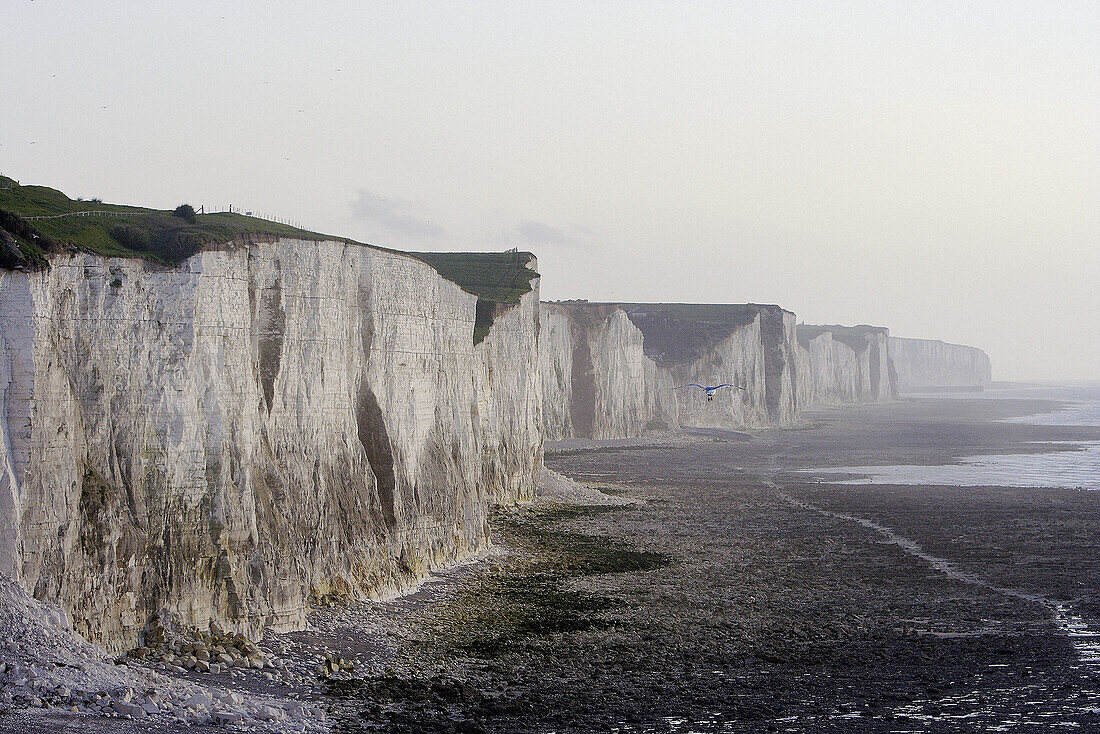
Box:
<box><xmin>674</xmin><ymin>383</ymin><xmax>746</xmax><ymax>402</ymax></box>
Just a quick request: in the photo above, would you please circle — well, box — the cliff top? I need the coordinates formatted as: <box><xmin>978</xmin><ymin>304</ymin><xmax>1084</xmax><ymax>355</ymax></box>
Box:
<box><xmin>888</xmin><ymin>335</ymin><xmax>990</xmax><ymax>353</ymax></box>
<box><xmin>546</xmin><ymin>301</ymin><xmax>792</xmax><ymax>367</ymax></box>
<box><xmin>410</xmin><ymin>251</ymin><xmax>536</xmax><ymax>305</ymax></box>
<box><xmin>0</xmin><ymin>176</ymin><xmax>538</xmax><ymax>343</ymax></box>
<box><xmin>412</xmin><ymin>251</ymin><xmax>538</xmax><ymax>343</ymax></box>
<box><xmin>0</xmin><ymin>176</ymin><xmax>331</xmax><ymax>268</ymax></box>
<box><xmin>620</xmin><ymin>303</ymin><xmax>791</xmax><ymax>366</ymax></box>
<box><xmin>797</xmin><ymin>324</ymin><xmax>889</xmax><ymax>353</ymax></box>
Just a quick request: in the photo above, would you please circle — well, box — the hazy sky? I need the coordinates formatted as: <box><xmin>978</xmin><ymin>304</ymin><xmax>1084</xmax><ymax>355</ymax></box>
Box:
<box><xmin>3</xmin><ymin>2</ymin><xmax>1097</xmax><ymax>379</ymax></box>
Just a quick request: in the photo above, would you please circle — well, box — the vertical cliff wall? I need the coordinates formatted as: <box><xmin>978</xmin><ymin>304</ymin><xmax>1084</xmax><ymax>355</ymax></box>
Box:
<box><xmin>538</xmin><ymin>303</ymin><xmax>677</xmax><ymax>440</ymax></box>
<box><xmin>474</xmin><ymin>283</ymin><xmax>543</xmax><ymax>504</ymax></box>
<box><xmin>540</xmin><ymin>303</ymin><xmax>800</xmax><ymax>438</ymax></box>
<box><xmin>643</xmin><ymin>306</ymin><xmax>800</xmax><ymax>430</ymax></box>
<box><xmin>0</xmin><ymin>240</ymin><xmax>541</xmax><ymax>651</ymax></box>
<box><xmin>795</xmin><ymin>325</ymin><xmax>898</xmax><ymax>407</ymax></box>
<box><xmin>538</xmin><ymin>305</ymin><xmax>576</xmax><ymax>441</ymax></box>
<box><xmin>888</xmin><ymin>336</ymin><xmax>992</xmax><ymax>390</ymax></box>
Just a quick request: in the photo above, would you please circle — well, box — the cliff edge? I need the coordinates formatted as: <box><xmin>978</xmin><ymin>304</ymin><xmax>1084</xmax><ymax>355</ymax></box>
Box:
<box><xmin>0</xmin><ymin>180</ymin><xmax>543</xmax><ymax>651</ymax></box>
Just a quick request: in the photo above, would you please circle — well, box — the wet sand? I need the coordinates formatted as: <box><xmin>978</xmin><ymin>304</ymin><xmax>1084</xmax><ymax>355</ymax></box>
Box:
<box><xmin>325</xmin><ymin>395</ymin><xmax>1100</xmax><ymax>733</ymax></box>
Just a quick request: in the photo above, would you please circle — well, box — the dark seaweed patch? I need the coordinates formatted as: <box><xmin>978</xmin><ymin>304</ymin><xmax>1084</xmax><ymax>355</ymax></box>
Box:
<box><xmin>415</xmin><ymin>504</ymin><xmax>670</xmax><ymax>658</ymax></box>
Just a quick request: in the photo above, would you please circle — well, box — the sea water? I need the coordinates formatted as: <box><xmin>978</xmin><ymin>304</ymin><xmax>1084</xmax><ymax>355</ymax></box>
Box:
<box><xmin>802</xmin><ymin>383</ymin><xmax>1100</xmax><ymax>728</ymax></box>
<box><xmin>818</xmin><ymin>382</ymin><xmax>1100</xmax><ymax>490</ymax></box>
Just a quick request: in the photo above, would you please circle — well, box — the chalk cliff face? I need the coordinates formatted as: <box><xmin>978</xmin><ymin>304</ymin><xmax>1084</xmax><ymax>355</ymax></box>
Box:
<box><xmin>888</xmin><ymin>336</ymin><xmax>992</xmax><ymax>390</ymax></box>
<box><xmin>0</xmin><ymin>241</ymin><xmax>540</xmax><ymax>651</ymax></box>
<box><xmin>795</xmin><ymin>325</ymin><xmax>898</xmax><ymax>407</ymax></box>
<box><xmin>539</xmin><ymin>304</ymin><xmax>677</xmax><ymax>440</ymax></box>
<box><xmin>641</xmin><ymin>306</ymin><xmax>801</xmax><ymax>430</ymax></box>
<box><xmin>540</xmin><ymin>303</ymin><xmax>800</xmax><ymax>438</ymax></box>
<box><xmin>538</xmin><ymin>305</ymin><xmax>576</xmax><ymax>441</ymax></box>
<box><xmin>474</xmin><ymin>285</ymin><xmax>543</xmax><ymax>504</ymax></box>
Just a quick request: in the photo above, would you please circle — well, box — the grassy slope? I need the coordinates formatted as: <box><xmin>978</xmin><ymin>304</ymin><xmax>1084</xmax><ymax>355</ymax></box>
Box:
<box><xmin>0</xmin><ymin>176</ymin><xmax>538</xmax><ymax>343</ymax></box>
<box><xmin>0</xmin><ymin>175</ymin><xmax>326</xmax><ymax>267</ymax></box>
<box><xmin>412</xmin><ymin>251</ymin><xmax>538</xmax><ymax>344</ymax></box>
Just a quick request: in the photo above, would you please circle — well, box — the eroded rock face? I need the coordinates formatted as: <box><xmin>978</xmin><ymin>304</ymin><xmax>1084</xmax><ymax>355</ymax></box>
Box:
<box><xmin>539</xmin><ymin>304</ymin><xmax>678</xmax><ymax>440</ymax></box>
<box><xmin>795</xmin><ymin>325</ymin><xmax>898</xmax><ymax>407</ymax></box>
<box><xmin>540</xmin><ymin>303</ymin><xmax>800</xmax><ymax>437</ymax></box>
<box><xmin>888</xmin><ymin>337</ymin><xmax>992</xmax><ymax>390</ymax></box>
<box><xmin>538</xmin><ymin>305</ymin><xmax>576</xmax><ymax>441</ymax></box>
<box><xmin>659</xmin><ymin>308</ymin><xmax>800</xmax><ymax>430</ymax></box>
<box><xmin>475</xmin><ymin>282</ymin><xmax>543</xmax><ymax>504</ymax></box>
<box><xmin>0</xmin><ymin>240</ymin><xmax>539</xmax><ymax>651</ymax></box>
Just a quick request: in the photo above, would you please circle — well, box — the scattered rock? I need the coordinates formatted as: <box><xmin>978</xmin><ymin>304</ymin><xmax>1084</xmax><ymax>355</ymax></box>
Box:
<box><xmin>110</xmin><ymin>700</ymin><xmax>144</xmax><ymax>717</ymax></box>
<box><xmin>213</xmin><ymin>709</ymin><xmax>243</xmax><ymax>725</ymax></box>
<box><xmin>183</xmin><ymin>691</ymin><xmax>213</xmax><ymax>710</ymax></box>
<box><xmin>256</xmin><ymin>705</ymin><xmax>283</xmax><ymax>721</ymax></box>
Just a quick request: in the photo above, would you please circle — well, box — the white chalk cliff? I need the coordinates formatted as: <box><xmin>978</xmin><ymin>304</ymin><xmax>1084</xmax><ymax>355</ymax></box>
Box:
<box><xmin>651</xmin><ymin>306</ymin><xmax>801</xmax><ymax>430</ymax></box>
<box><xmin>0</xmin><ymin>222</ymin><xmax>996</xmax><ymax>658</ymax></box>
<box><xmin>795</xmin><ymin>325</ymin><xmax>898</xmax><ymax>407</ymax></box>
<box><xmin>540</xmin><ymin>303</ymin><xmax>801</xmax><ymax>438</ymax></box>
<box><xmin>475</xmin><ymin>290</ymin><xmax>543</xmax><ymax>503</ymax></box>
<box><xmin>539</xmin><ymin>304</ymin><xmax>677</xmax><ymax>440</ymax></box>
<box><xmin>0</xmin><ymin>241</ymin><xmax>541</xmax><ymax>651</ymax></box>
<box><xmin>540</xmin><ymin>307</ymin><xmax>926</xmax><ymax>440</ymax></box>
<box><xmin>889</xmin><ymin>336</ymin><xmax>992</xmax><ymax>390</ymax></box>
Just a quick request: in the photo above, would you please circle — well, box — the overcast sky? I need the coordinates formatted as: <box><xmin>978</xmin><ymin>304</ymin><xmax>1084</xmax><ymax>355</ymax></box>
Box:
<box><xmin>2</xmin><ymin>1</ymin><xmax>1096</xmax><ymax>380</ymax></box>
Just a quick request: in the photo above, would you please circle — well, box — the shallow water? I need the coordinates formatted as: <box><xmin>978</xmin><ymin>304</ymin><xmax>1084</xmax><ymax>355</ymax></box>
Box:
<box><xmin>1004</xmin><ymin>400</ymin><xmax>1100</xmax><ymax>427</ymax></box>
<box><xmin>817</xmin><ymin>384</ymin><xmax>1100</xmax><ymax>490</ymax></box>
<box><xmin>819</xmin><ymin>441</ymin><xmax>1100</xmax><ymax>490</ymax></box>
<box><xmin>792</xmin><ymin>387</ymin><xmax>1100</xmax><ymax>729</ymax></box>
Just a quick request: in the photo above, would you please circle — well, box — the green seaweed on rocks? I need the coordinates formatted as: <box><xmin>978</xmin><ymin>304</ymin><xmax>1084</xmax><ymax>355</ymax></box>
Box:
<box><xmin>426</xmin><ymin>572</ymin><xmax>614</xmax><ymax>658</ymax></box>
<box><xmin>326</xmin><ymin>501</ymin><xmax>672</xmax><ymax>731</ymax></box>
<box><xmin>415</xmin><ymin>503</ymin><xmax>671</xmax><ymax>659</ymax></box>
<box><xmin>499</xmin><ymin>504</ymin><xmax>670</xmax><ymax>576</ymax></box>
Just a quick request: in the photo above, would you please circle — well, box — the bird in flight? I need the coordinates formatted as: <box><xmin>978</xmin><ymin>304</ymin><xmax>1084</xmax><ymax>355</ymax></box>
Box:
<box><xmin>675</xmin><ymin>383</ymin><xmax>745</xmax><ymax>402</ymax></box>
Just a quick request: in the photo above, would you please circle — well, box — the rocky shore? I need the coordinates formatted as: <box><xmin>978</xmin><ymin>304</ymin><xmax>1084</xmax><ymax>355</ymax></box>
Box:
<box><xmin>4</xmin><ymin>395</ymin><xmax>1100</xmax><ymax>733</ymax></box>
<box><xmin>321</xmin><ymin>395</ymin><xmax>1100</xmax><ymax>733</ymax></box>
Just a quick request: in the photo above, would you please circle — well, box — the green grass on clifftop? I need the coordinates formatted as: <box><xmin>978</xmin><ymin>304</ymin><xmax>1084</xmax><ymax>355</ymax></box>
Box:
<box><xmin>0</xmin><ymin>175</ymin><xmax>326</xmax><ymax>267</ymax></box>
<box><xmin>0</xmin><ymin>176</ymin><xmax>540</xmax><ymax>345</ymax></box>
<box><xmin>412</xmin><ymin>250</ymin><xmax>538</xmax><ymax>344</ymax></box>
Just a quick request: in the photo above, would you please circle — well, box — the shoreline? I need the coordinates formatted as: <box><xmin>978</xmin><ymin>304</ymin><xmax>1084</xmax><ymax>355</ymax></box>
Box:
<box><xmin>316</xmin><ymin>392</ymin><xmax>1100</xmax><ymax>731</ymax></box>
<box><xmin>4</xmin><ymin>391</ymin><xmax>1100</xmax><ymax>732</ymax></box>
